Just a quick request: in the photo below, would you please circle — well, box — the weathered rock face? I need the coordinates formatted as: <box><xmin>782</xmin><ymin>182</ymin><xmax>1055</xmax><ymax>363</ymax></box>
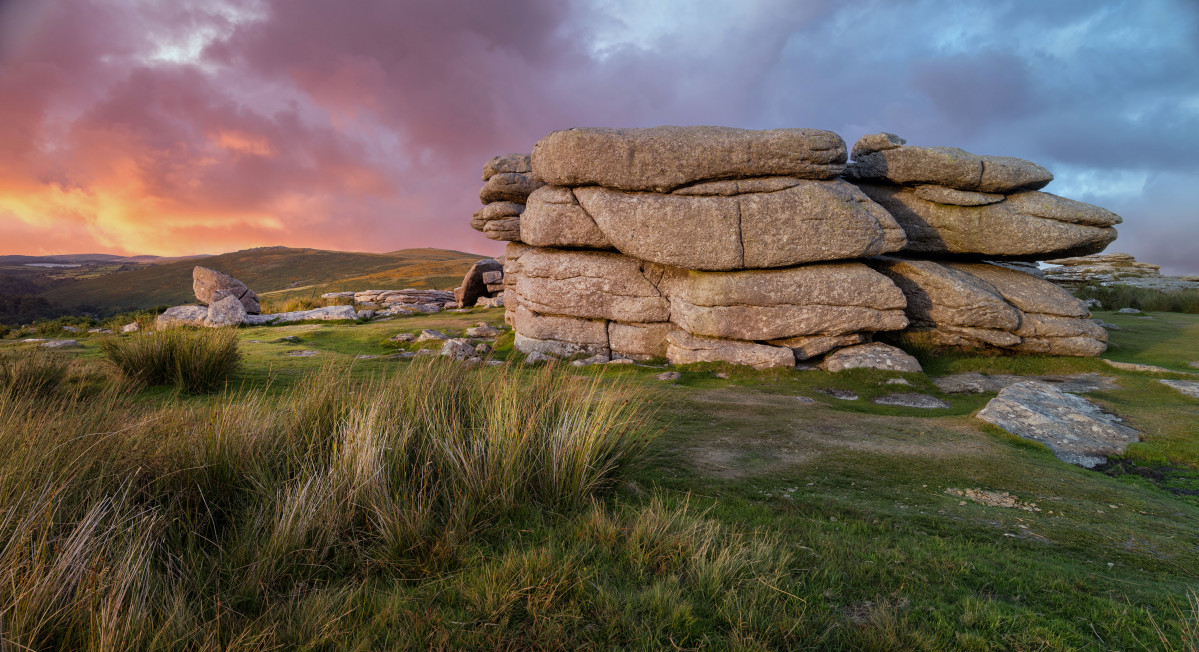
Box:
<box><xmin>520</xmin><ymin>186</ymin><xmax>613</xmax><ymax>249</ymax></box>
<box><xmin>515</xmin><ymin>248</ymin><xmax>670</xmax><ymax>323</ymax></box>
<box><xmin>532</xmin><ymin>126</ymin><xmax>848</xmax><ymax>192</ymax></box>
<box><xmin>666</xmin><ymin>330</ymin><xmax>795</xmax><ymax>369</ymax></box>
<box><xmin>848</xmin><ymin>134</ymin><xmax>1054</xmax><ymax>193</ymax></box>
<box><xmin>871</xmin><ymin>258</ymin><xmax>1106</xmax><ymax>356</ymax></box>
<box><xmin>206</xmin><ymin>295</ymin><xmax>247</xmax><ymax>327</ymax></box>
<box><xmin>608</xmin><ymin>321</ymin><xmax>671</xmax><ymax>360</ymax></box>
<box><xmin>821</xmin><ymin>343</ymin><xmax>922</xmax><ymax>373</ymax></box>
<box><xmin>193</xmin><ymin>267</ymin><xmax>260</xmax><ymax>314</ymax></box>
<box><xmin>455</xmin><ymin>259</ymin><xmax>504</xmax><ymax>307</ymax></box>
<box><xmin>570</xmin><ymin>180</ymin><xmax>906</xmax><ymax>270</ymax></box>
<box><xmin>855</xmin><ymin>184</ymin><xmax>1119</xmax><ymax>260</ymax></box>
<box><xmin>661</xmin><ymin>263</ymin><xmax>908</xmax><ymax>341</ymax></box>
<box><xmin>482</xmin><ymin>153</ymin><xmax>532</xmax><ymax>180</ymax></box>
<box><xmin>977</xmin><ymin>381</ymin><xmax>1140</xmax><ymax>467</ymax></box>
<box><xmin>472</xmin><ymin>153</ymin><xmax>535</xmax><ymax>242</ymax></box>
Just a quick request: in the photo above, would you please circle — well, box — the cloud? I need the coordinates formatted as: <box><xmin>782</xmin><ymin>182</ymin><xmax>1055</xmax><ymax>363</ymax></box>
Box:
<box><xmin>0</xmin><ymin>0</ymin><xmax>1196</xmax><ymax>273</ymax></box>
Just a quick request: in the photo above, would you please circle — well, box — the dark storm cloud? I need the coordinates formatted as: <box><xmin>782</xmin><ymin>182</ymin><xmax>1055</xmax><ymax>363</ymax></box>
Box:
<box><xmin>0</xmin><ymin>0</ymin><xmax>1195</xmax><ymax>271</ymax></box>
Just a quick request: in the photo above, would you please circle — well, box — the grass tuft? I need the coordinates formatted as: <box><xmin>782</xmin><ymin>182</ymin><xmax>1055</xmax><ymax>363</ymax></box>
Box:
<box><xmin>99</xmin><ymin>327</ymin><xmax>242</xmax><ymax>393</ymax></box>
<box><xmin>0</xmin><ymin>350</ymin><xmax>68</xmax><ymax>399</ymax></box>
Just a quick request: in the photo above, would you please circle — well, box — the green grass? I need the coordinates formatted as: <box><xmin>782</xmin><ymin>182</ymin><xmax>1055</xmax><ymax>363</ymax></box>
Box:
<box><xmin>2</xmin><ymin>309</ymin><xmax>1199</xmax><ymax>649</ymax></box>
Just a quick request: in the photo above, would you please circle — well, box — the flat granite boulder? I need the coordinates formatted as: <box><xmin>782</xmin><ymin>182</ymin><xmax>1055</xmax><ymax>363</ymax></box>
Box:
<box><xmin>479</xmin><ymin>172</ymin><xmax>543</xmax><ymax>204</ymax></box>
<box><xmin>871</xmin><ymin>393</ymin><xmax>949</xmax><ymax>409</ymax></box>
<box><xmin>157</xmin><ymin>305</ymin><xmax>210</xmax><ymax>329</ymax></box>
<box><xmin>849</xmin><ymin>134</ymin><xmax>1054</xmax><ymax>193</ymax></box>
<box><xmin>977</xmin><ymin>381</ymin><xmax>1140</xmax><ymax>467</ymax></box>
<box><xmin>532</xmin><ymin>126</ymin><xmax>847</xmax><ymax>192</ymax></box>
<box><xmin>521</xmin><ymin>186</ymin><xmax>613</xmax><ymax>249</ymax></box>
<box><xmin>855</xmin><ymin>184</ymin><xmax>1120</xmax><ymax>260</ymax></box>
<box><xmin>1160</xmin><ymin>379</ymin><xmax>1199</xmax><ymax>399</ymax></box>
<box><xmin>821</xmin><ymin>343</ymin><xmax>922</xmax><ymax>373</ymax></box>
<box><xmin>661</xmin><ymin>263</ymin><xmax>908</xmax><ymax>341</ymax></box>
<box><xmin>570</xmin><ymin>179</ymin><xmax>906</xmax><ymax>270</ymax></box>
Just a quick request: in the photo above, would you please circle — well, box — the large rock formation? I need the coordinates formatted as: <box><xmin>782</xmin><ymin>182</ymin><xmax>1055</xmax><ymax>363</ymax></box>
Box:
<box><xmin>483</xmin><ymin>126</ymin><xmax>1121</xmax><ymax>367</ymax></box>
<box><xmin>193</xmin><ymin>267</ymin><xmax>260</xmax><ymax>314</ymax></box>
<box><xmin>471</xmin><ymin>153</ymin><xmax>541</xmax><ymax>242</ymax></box>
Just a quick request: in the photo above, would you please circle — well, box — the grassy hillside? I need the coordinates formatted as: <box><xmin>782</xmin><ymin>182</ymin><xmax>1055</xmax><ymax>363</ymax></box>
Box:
<box><xmin>1</xmin><ymin>310</ymin><xmax>1197</xmax><ymax>648</ymax></box>
<box><xmin>40</xmin><ymin>246</ymin><xmax>485</xmax><ymax>314</ymax></box>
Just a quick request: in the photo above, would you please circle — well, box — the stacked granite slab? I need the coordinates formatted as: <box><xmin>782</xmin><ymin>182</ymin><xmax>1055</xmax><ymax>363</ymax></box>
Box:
<box><xmin>471</xmin><ymin>154</ymin><xmax>542</xmax><ymax>241</ymax></box>
<box><xmin>845</xmin><ymin>133</ymin><xmax>1116</xmax><ymax>356</ymax></box>
<box><xmin>504</xmin><ymin>126</ymin><xmax>913</xmax><ymax>368</ymax></box>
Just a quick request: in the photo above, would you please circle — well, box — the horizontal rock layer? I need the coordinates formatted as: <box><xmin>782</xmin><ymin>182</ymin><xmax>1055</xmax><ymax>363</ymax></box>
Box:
<box><xmin>871</xmin><ymin>258</ymin><xmax>1106</xmax><ymax>356</ymax></box>
<box><xmin>532</xmin><ymin>126</ymin><xmax>847</xmax><ymax>192</ymax></box>
<box><xmin>849</xmin><ymin>133</ymin><xmax>1054</xmax><ymax>193</ymax></box>
<box><xmin>855</xmin><ymin>183</ymin><xmax>1119</xmax><ymax>260</ymax></box>
<box><xmin>524</xmin><ymin>179</ymin><xmax>906</xmax><ymax>270</ymax></box>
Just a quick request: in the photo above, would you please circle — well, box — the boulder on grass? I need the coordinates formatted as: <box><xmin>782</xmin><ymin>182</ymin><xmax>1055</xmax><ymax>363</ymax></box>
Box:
<box><xmin>193</xmin><ymin>267</ymin><xmax>260</xmax><ymax>314</ymax></box>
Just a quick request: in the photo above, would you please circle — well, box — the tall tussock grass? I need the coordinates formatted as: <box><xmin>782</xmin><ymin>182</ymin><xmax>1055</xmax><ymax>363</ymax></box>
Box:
<box><xmin>99</xmin><ymin>327</ymin><xmax>242</xmax><ymax>393</ymax></box>
<box><xmin>0</xmin><ymin>350</ymin><xmax>68</xmax><ymax>399</ymax></box>
<box><xmin>0</xmin><ymin>358</ymin><xmax>652</xmax><ymax>648</ymax></box>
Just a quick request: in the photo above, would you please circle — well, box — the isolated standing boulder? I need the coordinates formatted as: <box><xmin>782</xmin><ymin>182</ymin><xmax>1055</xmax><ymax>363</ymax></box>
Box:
<box><xmin>193</xmin><ymin>267</ymin><xmax>261</xmax><ymax>314</ymax></box>
<box><xmin>454</xmin><ymin>259</ymin><xmax>504</xmax><ymax>307</ymax></box>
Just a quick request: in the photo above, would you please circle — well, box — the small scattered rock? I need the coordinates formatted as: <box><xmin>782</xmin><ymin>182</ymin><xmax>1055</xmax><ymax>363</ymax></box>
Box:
<box><xmin>416</xmin><ymin>329</ymin><xmax>449</xmax><ymax>342</ymax></box>
<box><xmin>1091</xmin><ymin>319</ymin><xmax>1119</xmax><ymax>330</ymax></box>
<box><xmin>1190</xmin><ymin>361</ymin><xmax>1199</xmax><ymax>369</ymax></box>
<box><xmin>571</xmin><ymin>353</ymin><xmax>611</xmax><ymax>367</ymax></box>
<box><xmin>935</xmin><ymin>372</ymin><xmax>1119</xmax><ymax>394</ymax></box>
<box><xmin>525</xmin><ymin>351</ymin><xmax>553</xmax><ymax>364</ymax></box>
<box><xmin>1082</xmin><ymin>298</ymin><xmax>1103</xmax><ymax>310</ymax></box>
<box><xmin>821</xmin><ymin>343</ymin><xmax>922</xmax><ymax>373</ymax></box>
<box><xmin>440</xmin><ymin>338</ymin><xmax>477</xmax><ymax>361</ymax></box>
<box><xmin>87</xmin><ymin>328</ymin><xmax>114</xmax><ymax>334</ymax></box>
<box><xmin>475</xmin><ymin>342</ymin><xmax>493</xmax><ymax>355</ymax></box>
<box><xmin>793</xmin><ymin>396</ymin><xmax>816</xmax><ymax>405</ymax></box>
<box><xmin>41</xmin><ymin>339</ymin><xmax>80</xmax><ymax>348</ymax></box>
<box><xmin>815</xmin><ymin>388</ymin><xmax>859</xmax><ymax>400</ymax></box>
<box><xmin>121</xmin><ymin>323</ymin><xmax>140</xmax><ymax>333</ymax></box>
<box><xmin>885</xmin><ymin>378</ymin><xmax>912</xmax><ymax>385</ymax></box>
<box><xmin>1103</xmin><ymin>359</ymin><xmax>1184</xmax><ymax>374</ymax></box>
<box><xmin>655</xmin><ymin>371</ymin><xmax>682</xmax><ymax>381</ymax></box>
<box><xmin>356</xmin><ymin>310</ymin><xmax>375</xmax><ymax>320</ymax></box>
<box><xmin>871</xmin><ymin>393</ymin><xmax>950</xmax><ymax>409</ymax></box>
<box><xmin>715</xmin><ymin>372</ymin><xmax>730</xmax><ymax>379</ymax></box>
<box><xmin>486</xmin><ymin>360</ymin><xmax>505</xmax><ymax>366</ymax></box>
<box><xmin>465</xmin><ymin>324</ymin><xmax>502</xmax><ymax>338</ymax></box>
<box><xmin>285</xmin><ymin>350</ymin><xmax>319</xmax><ymax>357</ymax></box>
<box><xmin>355</xmin><ymin>354</ymin><xmax>380</xmax><ymax>360</ymax></box>
<box><xmin>21</xmin><ymin>338</ymin><xmax>48</xmax><ymax>343</ymax></box>
<box><xmin>1117</xmin><ymin>307</ymin><xmax>1141</xmax><ymax>314</ymax></box>
<box><xmin>1160</xmin><ymin>379</ymin><xmax>1199</xmax><ymax>399</ymax></box>
<box><xmin>62</xmin><ymin>326</ymin><xmax>79</xmax><ymax>333</ymax></box>
<box><xmin>275</xmin><ymin>336</ymin><xmax>302</xmax><ymax>343</ymax></box>
<box><xmin>945</xmin><ymin>488</ymin><xmax>1040</xmax><ymax>512</ymax></box>
<box><xmin>389</xmin><ymin>333</ymin><xmax>416</xmax><ymax>342</ymax></box>
<box><xmin>605</xmin><ymin>358</ymin><xmax>634</xmax><ymax>365</ymax></box>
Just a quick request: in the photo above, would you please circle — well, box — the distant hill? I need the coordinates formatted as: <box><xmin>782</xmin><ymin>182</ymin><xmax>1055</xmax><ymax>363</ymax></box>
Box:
<box><xmin>0</xmin><ymin>253</ymin><xmax>210</xmax><ymax>265</ymax></box>
<box><xmin>39</xmin><ymin>246</ymin><xmax>487</xmax><ymax>315</ymax></box>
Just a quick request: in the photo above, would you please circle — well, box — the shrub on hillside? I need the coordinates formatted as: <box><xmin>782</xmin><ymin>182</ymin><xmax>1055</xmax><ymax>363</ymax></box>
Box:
<box><xmin>0</xmin><ymin>350</ymin><xmax>68</xmax><ymax>399</ymax></box>
<box><xmin>1075</xmin><ymin>284</ymin><xmax>1199</xmax><ymax>313</ymax></box>
<box><xmin>99</xmin><ymin>327</ymin><xmax>241</xmax><ymax>393</ymax></box>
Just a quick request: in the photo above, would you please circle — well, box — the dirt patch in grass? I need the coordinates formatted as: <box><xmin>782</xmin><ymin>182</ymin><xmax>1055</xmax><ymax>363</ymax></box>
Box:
<box><xmin>679</xmin><ymin>387</ymin><xmax>997</xmax><ymax>479</ymax></box>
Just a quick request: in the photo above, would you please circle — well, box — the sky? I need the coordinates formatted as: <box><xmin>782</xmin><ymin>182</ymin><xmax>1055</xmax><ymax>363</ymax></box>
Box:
<box><xmin>1</xmin><ymin>0</ymin><xmax>1197</xmax><ymax>273</ymax></box>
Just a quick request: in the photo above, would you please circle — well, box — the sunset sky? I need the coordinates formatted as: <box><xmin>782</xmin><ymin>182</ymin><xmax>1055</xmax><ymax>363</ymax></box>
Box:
<box><xmin>1</xmin><ymin>0</ymin><xmax>1197</xmax><ymax>273</ymax></box>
